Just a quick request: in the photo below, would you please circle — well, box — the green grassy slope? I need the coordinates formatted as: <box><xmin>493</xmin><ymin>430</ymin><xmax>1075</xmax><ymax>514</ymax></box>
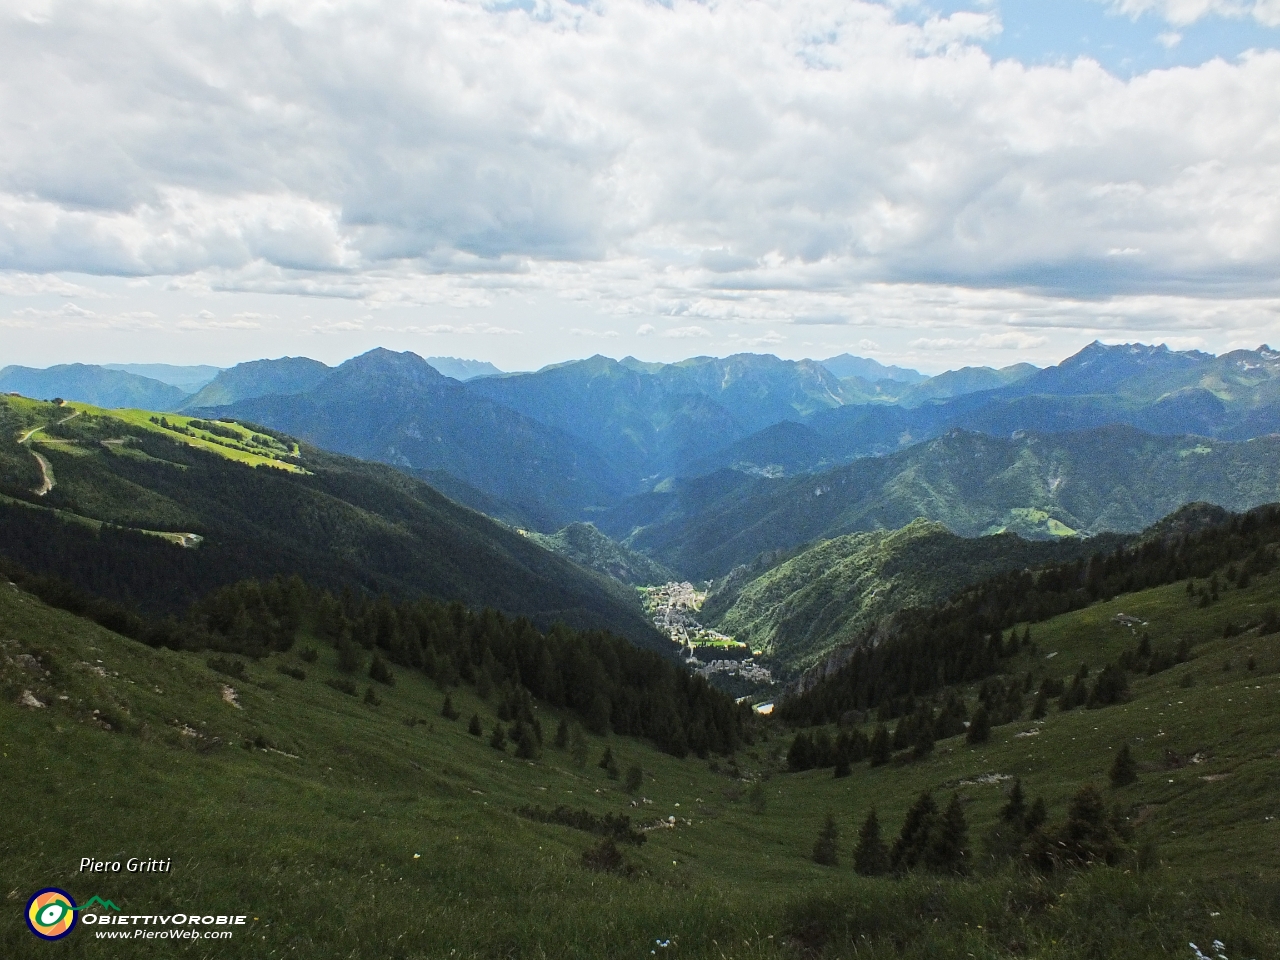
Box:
<box><xmin>4</xmin><ymin>552</ymin><xmax>1280</xmax><ymax>957</ymax></box>
<box><xmin>0</xmin><ymin>396</ymin><xmax>660</xmax><ymax>647</ymax></box>
<box><xmin>706</xmin><ymin>520</ymin><xmax>1117</xmax><ymax>677</ymax></box>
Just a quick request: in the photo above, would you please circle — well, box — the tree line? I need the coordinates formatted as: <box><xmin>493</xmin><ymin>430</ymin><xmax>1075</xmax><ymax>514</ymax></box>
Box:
<box><xmin>779</xmin><ymin>504</ymin><xmax>1280</xmax><ymax>727</ymax></box>
<box><xmin>0</xmin><ymin>554</ymin><xmax>749</xmax><ymax>759</ymax></box>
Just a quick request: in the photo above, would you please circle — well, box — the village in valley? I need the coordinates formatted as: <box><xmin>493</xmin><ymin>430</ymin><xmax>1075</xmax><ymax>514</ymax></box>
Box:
<box><xmin>639</xmin><ymin>581</ymin><xmax>774</xmax><ymax>688</ymax></box>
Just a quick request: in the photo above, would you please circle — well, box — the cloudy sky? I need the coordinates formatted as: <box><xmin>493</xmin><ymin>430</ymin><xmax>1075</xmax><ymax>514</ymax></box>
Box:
<box><xmin>1</xmin><ymin>0</ymin><xmax>1278</xmax><ymax>374</ymax></box>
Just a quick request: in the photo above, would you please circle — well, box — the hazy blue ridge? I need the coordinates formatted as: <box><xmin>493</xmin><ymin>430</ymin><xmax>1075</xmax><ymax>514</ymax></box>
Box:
<box><xmin>215</xmin><ymin>348</ymin><xmax>631</xmax><ymax>531</ymax></box>
<box><xmin>0</xmin><ymin>363</ymin><xmax>190</xmax><ymax>410</ymax></box>
<box><xmin>181</xmin><ymin>356</ymin><xmax>333</xmax><ymax>409</ymax></box>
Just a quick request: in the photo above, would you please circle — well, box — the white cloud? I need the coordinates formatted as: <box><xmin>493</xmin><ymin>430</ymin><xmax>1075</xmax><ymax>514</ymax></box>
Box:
<box><xmin>1104</xmin><ymin>0</ymin><xmax>1280</xmax><ymax>26</ymax></box>
<box><xmin>727</xmin><ymin>329</ymin><xmax>786</xmax><ymax>347</ymax></box>
<box><xmin>909</xmin><ymin>332</ymin><xmax>1050</xmax><ymax>351</ymax></box>
<box><xmin>0</xmin><ymin>0</ymin><xmax>1277</xmax><ymax>360</ymax></box>
<box><xmin>570</xmin><ymin>328</ymin><xmax>620</xmax><ymax>338</ymax></box>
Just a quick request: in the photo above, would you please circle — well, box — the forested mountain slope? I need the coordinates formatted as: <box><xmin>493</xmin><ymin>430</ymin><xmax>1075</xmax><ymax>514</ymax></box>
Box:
<box><xmin>0</xmin><ymin>395</ymin><xmax>660</xmax><ymax>648</ymax></box>
<box><xmin>602</xmin><ymin>426</ymin><xmax>1280</xmax><ymax>578</ymax></box>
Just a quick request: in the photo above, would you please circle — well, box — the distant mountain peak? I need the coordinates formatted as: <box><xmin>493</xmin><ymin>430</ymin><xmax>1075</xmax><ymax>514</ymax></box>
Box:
<box><xmin>335</xmin><ymin>348</ymin><xmax>446</xmax><ymax>385</ymax></box>
<box><xmin>1070</xmin><ymin>340</ymin><xmax>1213</xmax><ymax>366</ymax></box>
<box><xmin>818</xmin><ymin>354</ymin><xmax>926</xmax><ymax>384</ymax></box>
<box><xmin>423</xmin><ymin>356</ymin><xmax>504</xmax><ymax>381</ymax></box>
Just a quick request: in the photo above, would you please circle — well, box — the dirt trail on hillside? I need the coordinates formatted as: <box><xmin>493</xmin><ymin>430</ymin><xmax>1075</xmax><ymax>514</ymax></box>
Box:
<box><xmin>31</xmin><ymin>451</ymin><xmax>53</xmax><ymax>496</ymax></box>
<box><xmin>20</xmin><ymin>409</ymin><xmax>78</xmax><ymax>496</ymax></box>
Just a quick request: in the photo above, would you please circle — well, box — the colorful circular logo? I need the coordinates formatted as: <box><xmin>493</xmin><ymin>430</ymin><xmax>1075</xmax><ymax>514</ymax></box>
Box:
<box><xmin>26</xmin><ymin>888</ymin><xmax>77</xmax><ymax>940</ymax></box>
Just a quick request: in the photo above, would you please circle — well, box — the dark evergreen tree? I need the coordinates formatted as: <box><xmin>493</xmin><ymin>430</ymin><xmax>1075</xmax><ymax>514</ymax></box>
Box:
<box><xmin>1109</xmin><ymin>743</ymin><xmax>1138</xmax><ymax>788</ymax></box>
<box><xmin>966</xmin><ymin>704</ymin><xmax>990</xmax><ymax>744</ymax></box>
<box><xmin>787</xmin><ymin>732</ymin><xmax>817</xmax><ymax>772</ymax></box>
<box><xmin>625</xmin><ymin>765</ymin><xmax>644</xmax><ymax>794</ymax></box>
<box><xmin>363</xmin><ymin>685</ymin><xmax>380</xmax><ymax>706</ymax></box>
<box><xmin>554</xmin><ymin>717</ymin><xmax>570</xmax><ymax>750</ymax></box>
<box><xmin>853</xmin><ymin>808</ymin><xmax>889</xmax><ymax>876</ymax></box>
<box><xmin>369</xmin><ymin>653</ymin><xmax>395</xmax><ymax>686</ymax></box>
<box><xmin>489</xmin><ymin>723</ymin><xmax>507</xmax><ymax>751</ymax></box>
<box><xmin>598</xmin><ymin>745</ymin><xmax>614</xmax><ymax>771</ymax></box>
<box><xmin>468</xmin><ymin>713</ymin><xmax>483</xmax><ymax>736</ymax></box>
<box><xmin>1029</xmin><ymin>690</ymin><xmax>1048</xmax><ymax>721</ymax></box>
<box><xmin>1087</xmin><ymin>664</ymin><xmax>1128</xmax><ymax>708</ymax></box>
<box><xmin>890</xmin><ymin>790</ymin><xmax>938</xmax><ymax>873</ymax></box>
<box><xmin>912</xmin><ymin>721</ymin><xmax>935</xmax><ymax>760</ymax></box>
<box><xmin>926</xmin><ymin>794</ymin><xmax>970</xmax><ymax>876</ymax></box>
<box><xmin>1025</xmin><ymin>796</ymin><xmax>1048</xmax><ymax>834</ymax></box>
<box><xmin>812</xmin><ymin>812</ymin><xmax>839</xmax><ymax>866</ymax></box>
<box><xmin>441</xmin><ymin>694</ymin><xmax>460</xmax><ymax>720</ymax></box>
<box><xmin>1000</xmin><ymin>779</ymin><xmax>1027</xmax><ymax>828</ymax></box>
<box><xmin>512</xmin><ymin>721</ymin><xmax>539</xmax><ymax>760</ymax></box>
<box><xmin>869</xmin><ymin>724</ymin><xmax>891</xmax><ymax>766</ymax></box>
<box><xmin>336</xmin><ymin>629</ymin><xmax>362</xmax><ymax>675</ymax></box>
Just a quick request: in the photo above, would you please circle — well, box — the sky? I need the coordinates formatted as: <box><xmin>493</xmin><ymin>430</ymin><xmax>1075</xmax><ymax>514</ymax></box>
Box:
<box><xmin>1</xmin><ymin>0</ymin><xmax>1278</xmax><ymax>375</ymax></box>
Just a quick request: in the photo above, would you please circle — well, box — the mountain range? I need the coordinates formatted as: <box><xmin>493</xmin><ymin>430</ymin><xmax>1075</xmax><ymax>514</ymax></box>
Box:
<box><xmin>6</xmin><ymin>340</ymin><xmax>1280</xmax><ymax>548</ymax></box>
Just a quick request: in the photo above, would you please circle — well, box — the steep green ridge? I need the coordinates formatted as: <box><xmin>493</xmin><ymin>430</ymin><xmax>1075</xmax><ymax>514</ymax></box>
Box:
<box><xmin>0</xmin><ymin>396</ymin><xmax>659</xmax><ymax>648</ymax></box>
<box><xmin>606</xmin><ymin>426</ymin><xmax>1280</xmax><ymax>578</ymax></box>
<box><xmin>524</xmin><ymin>522</ymin><xmax>676</xmax><ymax>587</ymax></box>
<box><xmin>706</xmin><ymin>520</ymin><xmax>1114</xmax><ymax>676</ymax></box>
<box><xmin>4</xmin><ymin>523</ymin><xmax>1280</xmax><ymax>957</ymax></box>
<box><xmin>0</xmin><ymin>364</ymin><xmax>190</xmax><ymax>410</ymax></box>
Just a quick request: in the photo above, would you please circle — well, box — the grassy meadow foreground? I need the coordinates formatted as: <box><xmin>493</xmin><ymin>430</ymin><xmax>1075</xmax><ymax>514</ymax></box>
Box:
<box><xmin>4</xmin><ymin>553</ymin><xmax>1280</xmax><ymax>959</ymax></box>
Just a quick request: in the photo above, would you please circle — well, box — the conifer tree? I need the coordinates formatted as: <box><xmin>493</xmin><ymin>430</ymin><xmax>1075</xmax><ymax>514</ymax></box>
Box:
<box><xmin>468</xmin><ymin>713</ymin><xmax>482</xmax><ymax>736</ymax></box>
<box><xmin>1109</xmin><ymin>743</ymin><xmax>1138</xmax><ymax>788</ymax></box>
<box><xmin>598</xmin><ymin>745</ymin><xmax>614</xmax><ymax>771</ymax></box>
<box><xmin>369</xmin><ymin>653</ymin><xmax>395</xmax><ymax>686</ymax></box>
<box><xmin>1030</xmin><ymin>691</ymin><xmax>1048</xmax><ymax>721</ymax></box>
<box><xmin>1000</xmin><ymin>779</ymin><xmax>1027</xmax><ymax>829</ymax></box>
<box><xmin>869</xmin><ymin>724</ymin><xmax>891</xmax><ymax>767</ymax></box>
<box><xmin>891</xmin><ymin>790</ymin><xmax>938</xmax><ymax>873</ymax></box>
<box><xmin>787</xmin><ymin>732</ymin><xmax>816</xmax><ymax>772</ymax></box>
<box><xmin>441</xmin><ymin>694</ymin><xmax>460</xmax><ymax>720</ymax></box>
<box><xmin>912</xmin><ymin>721</ymin><xmax>935</xmax><ymax>760</ymax></box>
<box><xmin>513</xmin><ymin>721</ymin><xmax>539</xmax><ymax>760</ymax></box>
<box><xmin>625</xmin><ymin>764</ymin><xmax>644</xmax><ymax>794</ymax></box>
<box><xmin>966</xmin><ymin>704</ymin><xmax>990</xmax><ymax>744</ymax></box>
<box><xmin>489</xmin><ymin>723</ymin><xmax>507</xmax><ymax>751</ymax></box>
<box><xmin>336</xmin><ymin>629</ymin><xmax>362</xmax><ymax>675</ymax></box>
<box><xmin>812</xmin><ymin>812</ymin><xmax>839</xmax><ymax>866</ymax></box>
<box><xmin>853</xmin><ymin>808</ymin><xmax>889</xmax><ymax>876</ymax></box>
<box><xmin>554</xmin><ymin>717</ymin><xmax>570</xmax><ymax>750</ymax></box>
<box><xmin>363</xmin><ymin>685</ymin><xmax>380</xmax><ymax>706</ymax></box>
<box><xmin>1025</xmin><ymin>796</ymin><xmax>1048</xmax><ymax>834</ymax></box>
<box><xmin>926</xmin><ymin>794</ymin><xmax>970</xmax><ymax>876</ymax></box>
